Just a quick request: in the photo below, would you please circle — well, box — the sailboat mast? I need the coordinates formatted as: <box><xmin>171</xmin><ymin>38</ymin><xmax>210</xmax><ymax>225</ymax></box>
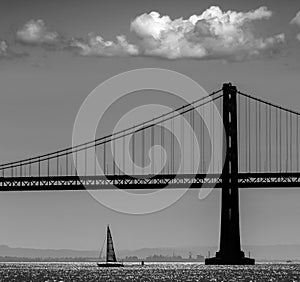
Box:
<box><xmin>106</xmin><ymin>225</ymin><xmax>109</xmax><ymax>263</ymax></box>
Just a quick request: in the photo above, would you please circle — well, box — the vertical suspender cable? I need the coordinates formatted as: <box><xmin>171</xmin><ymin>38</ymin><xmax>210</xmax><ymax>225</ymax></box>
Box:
<box><xmin>171</xmin><ymin>115</ymin><xmax>174</xmax><ymax>174</ymax></box>
<box><xmin>209</xmin><ymin>102</ymin><xmax>212</xmax><ymax>173</ymax></box>
<box><xmin>189</xmin><ymin>110</ymin><xmax>192</xmax><ymax>173</ymax></box>
<box><xmin>297</xmin><ymin>116</ymin><xmax>299</xmax><ymax>172</ymax></box>
<box><xmin>255</xmin><ymin>100</ymin><xmax>258</xmax><ymax>172</ymax></box>
<box><xmin>94</xmin><ymin>143</ymin><xmax>97</xmax><ymax>177</ymax></box>
<box><xmin>113</xmin><ymin>139</ymin><xmax>116</xmax><ymax>176</ymax></box>
<box><xmin>57</xmin><ymin>153</ymin><xmax>59</xmax><ymax>176</ymax></box>
<box><xmin>269</xmin><ymin>107</ymin><xmax>272</xmax><ymax>171</ymax></box>
<box><xmin>212</xmin><ymin>102</ymin><xmax>215</xmax><ymax>173</ymax></box>
<box><xmin>193</xmin><ymin>108</ymin><xmax>196</xmax><ymax>173</ymax></box>
<box><xmin>152</xmin><ymin>119</ymin><xmax>155</xmax><ymax>174</ymax></box>
<box><xmin>245</xmin><ymin>97</ymin><xmax>248</xmax><ymax>172</ymax></box>
<box><xmin>265</xmin><ymin>105</ymin><xmax>268</xmax><ymax>172</ymax></box>
<box><xmin>38</xmin><ymin>157</ymin><xmax>40</xmax><ymax>177</ymax></box>
<box><xmin>279</xmin><ymin>110</ymin><xmax>282</xmax><ymax>172</ymax></box>
<box><xmin>200</xmin><ymin>105</ymin><xmax>203</xmax><ymax>173</ymax></box>
<box><xmin>181</xmin><ymin>111</ymin><xmax>184</xmax><ymax>174</ymax></box>
<box><xmin>275</xmin><ymin>108</ymin><xmax>278</xmax><ymax>172</ymax></box>
<box><xmin>132</xmin><ymin>131</ymin><xmax>135</xmax><ymax>175</ymax></box>
<box><xmin>286</xmin><ymin>112</ymin><xmax>288</xmax><ymax>172</ymax></box>
<box><xmin>66</xmin><ymin>153</ymin><xmax>68</xmax><ymax>176</ymax></box>
<box><xmin>75</xmin><ymin>150</ymin><xmax>78</xmax><ymax>176</ymax></box>
<box><xmin>104</xmin><ymin>141</ymin><xmax>106</xmax><ymax>175</ymax></box>
<box><xmin>85</xmin><ymin>145</ymin><xmax>87</xmax><ymax>176</ymax></box>
<box><xmin>290</xmin><ymin>113</ymin><xmax>293</xmax><ymax>171</ymax></box>
<box><xmin>123</xmin><ymin>133</ymin><xmax>125</xmax><ymax>175</ymax></box>
<box><xmin>38</xmin><ymin>158</ymin><xmax>40</xmax><ymax>186</ymax></box>
<box><xmin>248</xmin><ymin>98</ymin><xmax>251</xmax><ymax>172</ymax></box>
<box><xmin>191</xmin><ymin>109</ymin><xmax>194</xmax><ymax>173</ymax></box>
<box><xmin>161</xmin><ymin>121</ymin><xmax>164</xmax><ymax>174</ymax></box>
<box><xmin>141</xmin><ymin>129</ymin><xmax>144</xmax><ymax>175</ymax></box>
<box><xmin>202</xmin><ymin>104</ymin><xmax>205</xmax><ymax>172</ymax></box>
<box><xmin>258</xmin><ymin>102</ymin><xmax>261</xmax><ymax>172</ymax></box>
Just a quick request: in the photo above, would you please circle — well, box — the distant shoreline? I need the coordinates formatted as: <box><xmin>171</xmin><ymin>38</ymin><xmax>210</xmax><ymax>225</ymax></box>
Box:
<box><xmin>0</xmin><ymin>256</ymin><xmax>205</xmax><ymax>263</ymax></box>
<box><xmin>2</xmin><ymin>244</ymin><xmax>300</xmax><ymax>262</ymax></box>
<box><xmin>0</xmin><ymin>257</ymin><xmax>299</xmax><ymax>263</ymax></box>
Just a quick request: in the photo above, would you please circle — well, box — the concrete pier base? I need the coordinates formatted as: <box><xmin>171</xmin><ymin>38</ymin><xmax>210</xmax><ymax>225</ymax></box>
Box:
<box><xmin>205</xmin><ymin>256</ymin><xmax>255</xmax><ymax>265</ymax></box>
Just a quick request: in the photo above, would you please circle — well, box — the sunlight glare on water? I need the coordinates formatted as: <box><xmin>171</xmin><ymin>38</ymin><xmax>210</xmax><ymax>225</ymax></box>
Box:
<box><xmin>0</xmin><ymin>262</ymin><xmax>300</xmax><ymax>282</ymax></box>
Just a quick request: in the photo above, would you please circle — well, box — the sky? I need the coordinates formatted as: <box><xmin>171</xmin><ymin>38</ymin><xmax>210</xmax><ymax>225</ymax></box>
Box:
<box><xmin>0</xmin><ymin>0</ymin><xmax>300</xmax><ymax>252</ymax></box>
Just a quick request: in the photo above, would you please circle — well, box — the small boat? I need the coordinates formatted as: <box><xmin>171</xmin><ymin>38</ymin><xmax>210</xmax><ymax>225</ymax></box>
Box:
<box><xmin>97</xmin><ymin>225</ymin><xmax>124</xmax><ymax>267</ymax></box>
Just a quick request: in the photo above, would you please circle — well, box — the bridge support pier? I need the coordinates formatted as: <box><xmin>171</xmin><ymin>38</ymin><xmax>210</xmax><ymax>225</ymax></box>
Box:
<box><xmin>205</xmin><ymin>83</ymin><xmax>255</xmax><ymax>265</ymax></box>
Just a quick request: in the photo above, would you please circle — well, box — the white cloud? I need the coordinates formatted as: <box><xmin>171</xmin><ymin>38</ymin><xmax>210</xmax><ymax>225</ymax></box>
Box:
<box><xmin>0</xmin><ymin>40</ymin><xmax>26</xmax><ymax>59</ymax></box>
<box><xmin>0</xmin><ymin>40</ymin><xmax>9</xmax><ymax>56</ymax></box>
<box><xmin>16</xmin><ymin>19</ymin><xmax>139</xmax><ymax>56</ymax></box>
<box><xmin>130</xmin><ymin>6</ymin><xmax>284</xmax><ymax>60</ymax></box>
<box><xmin>70</xmin><ymin>33</ymin><xmax>139</xmax><ymax>56</ymax></box>
<box><xmin>14</xmin><ymin>7</ymin><xmax>286</xmax><ymax>60</ymax></box>
<box><xmin>16</xmin><ymin>19</ymin><xmax>60</xmax><ymax>45</ymax></box>
<box><xmin>291</xmin><ymin>11</ymin><xmax>300</xmax><ymax>26</ymax></box>
<box><xmin>291</xmin><ymin>11</ymin><xmax>300</xmax><ymax>41</ymax></box>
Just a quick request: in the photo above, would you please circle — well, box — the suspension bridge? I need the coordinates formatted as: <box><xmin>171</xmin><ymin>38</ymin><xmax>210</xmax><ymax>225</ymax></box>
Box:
<box><xmin>0</xmin><ymin>83</ymin><xmax>300</xmax><ymax>265</ymax></box>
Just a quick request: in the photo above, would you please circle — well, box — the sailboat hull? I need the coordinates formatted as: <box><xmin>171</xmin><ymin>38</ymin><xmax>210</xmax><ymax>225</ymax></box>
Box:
<box><xmin>97</xmin><ymin>262</ymin><xmax>124</xmax><ymax>267</ymax></box>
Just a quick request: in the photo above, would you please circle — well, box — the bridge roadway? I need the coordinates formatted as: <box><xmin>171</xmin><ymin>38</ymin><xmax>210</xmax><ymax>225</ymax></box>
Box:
<box><xmin>0</xmin><ymin>172</ymin><xmax>300</xmax><ymax>191</ymax></box>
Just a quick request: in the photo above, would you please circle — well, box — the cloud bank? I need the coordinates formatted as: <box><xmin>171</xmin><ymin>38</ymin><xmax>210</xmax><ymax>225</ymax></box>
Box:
<box><xmin>291</xmin><ymin>11</ymin><xmax>300</xmax><ymax>41</ymax></box>
<box><xmin>15</xmin><ymin>6</ymin><xmax>286</xmax><ymax>61</ymax></box>
<box><xmin>291</xmin><ymin>11</ymin><xmax>300</xmax><ymax>26</ymax></box>
<box><xmin>0</xmin><ymin>40</ymin><xmax>9</xmax><ymax>57</ymax></box>
<box><xmin>130</xmin><ymin>6</ymin><xmax>284</xmax><ymax>60</ymax></box>
<box><xmin>16</xmin><ymin>19</ymin><xmax>61</xmax><ymax>45</ymax></box>
<box><xmin>0</xmin><ymin>40</ymin><xmax>26</xmax><ymax>59</ymax></box>
<box><xmin>70</xmin><ymin>33</ymin><xmax>139</xmax><ymax>56</ymax></box>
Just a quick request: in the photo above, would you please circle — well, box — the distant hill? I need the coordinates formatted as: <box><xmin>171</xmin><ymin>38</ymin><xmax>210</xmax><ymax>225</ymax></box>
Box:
<box><xmin>120</xmin><ymin>245</ymin><xmax>300</xmax><ymax>261</ymax></box>
<box><xmin>0</xmin><ymin>245</ymin><xmax>98</xmax><ymax>259</ymax></box>
<box><xmin>0</xmin><ymin>244</ymin><xmax>300</xmax><ymax>261</ymax></box>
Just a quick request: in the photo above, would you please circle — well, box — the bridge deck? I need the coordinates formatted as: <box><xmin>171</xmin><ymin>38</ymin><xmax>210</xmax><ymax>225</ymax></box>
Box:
<box><xmin>0</xmin><ymin>173</ymin><xmax>300</xmax><ymax>191</ymax></box>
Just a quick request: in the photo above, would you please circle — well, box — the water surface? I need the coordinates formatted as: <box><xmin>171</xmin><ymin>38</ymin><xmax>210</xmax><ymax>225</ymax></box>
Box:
<box><xmin>0</xmin><ymin>262</ymin><xmax>299</xmax><ymax>282</ymax></box>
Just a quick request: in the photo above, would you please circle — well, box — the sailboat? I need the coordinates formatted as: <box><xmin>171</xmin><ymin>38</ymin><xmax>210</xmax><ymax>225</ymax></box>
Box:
<box><xmin>97</xmin><ymin>225</ymin><xmax>124</xmax><ymax>267</ymax></box>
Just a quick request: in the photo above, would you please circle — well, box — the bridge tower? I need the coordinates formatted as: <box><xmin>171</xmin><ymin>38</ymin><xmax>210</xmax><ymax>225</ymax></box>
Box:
<box><xmin>205</xmin><ymin>83</ymin><xmax>255</xmax><ymax>265</ymax></box>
